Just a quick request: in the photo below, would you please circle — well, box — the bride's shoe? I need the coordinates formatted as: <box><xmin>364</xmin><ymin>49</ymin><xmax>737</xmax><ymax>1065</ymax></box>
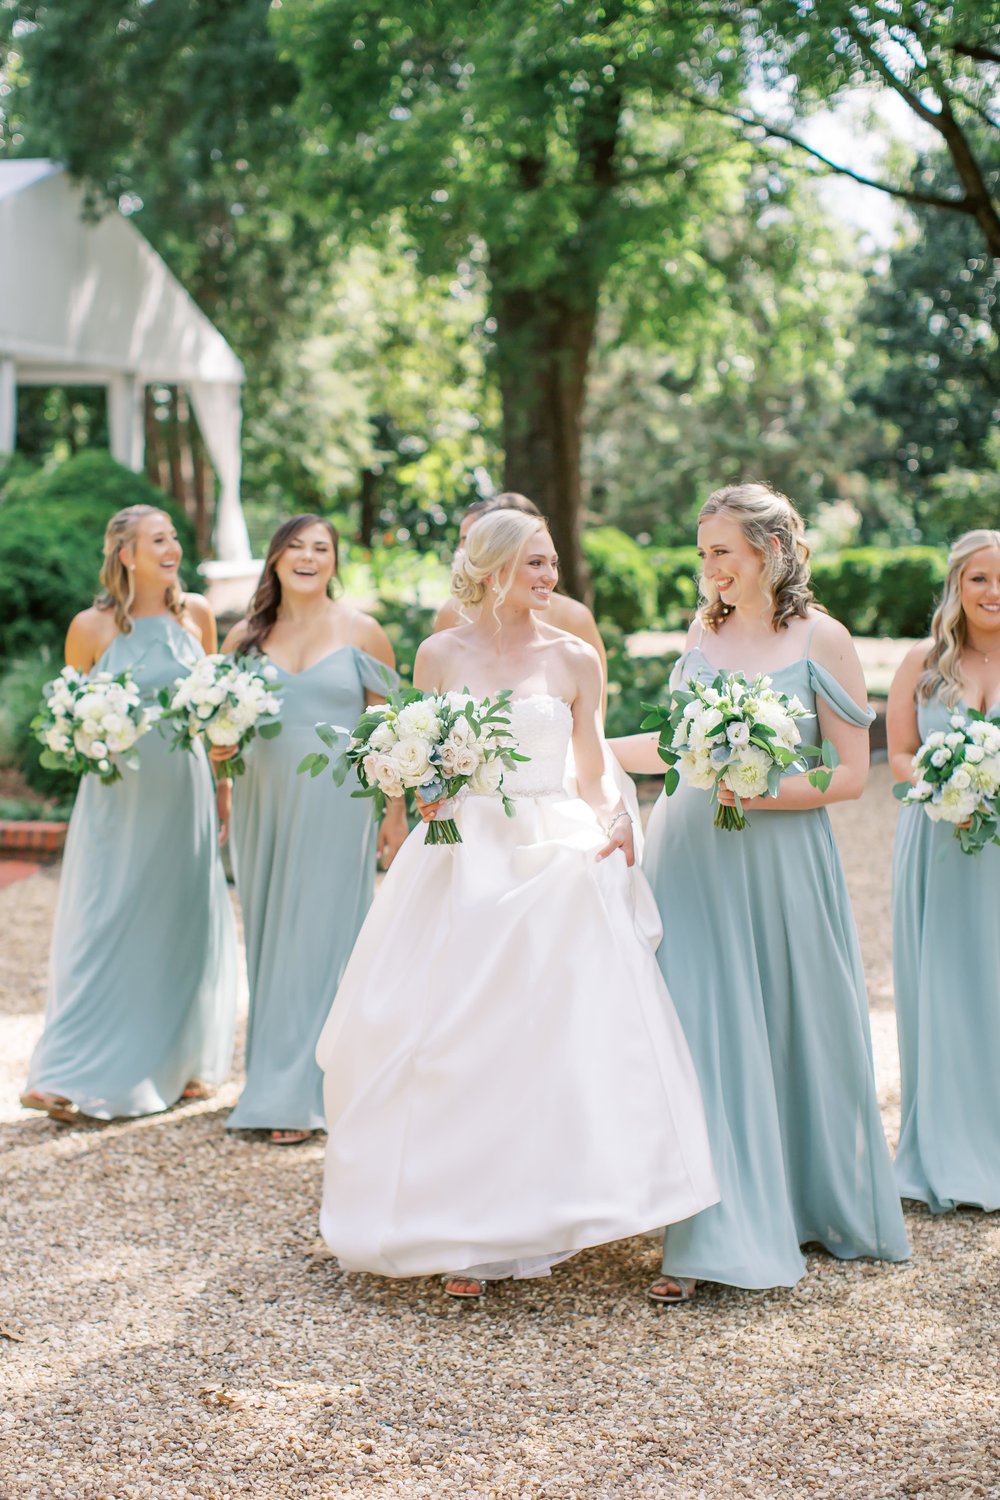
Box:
<box><xmin>648</xmin><ymin>1276</ymin><xmax>696</xmax><ymax>1305</ymax></box>
<box><xmin>442</xmin><ymin>1276</ymin><xmax>486</xmax><ymax>1300</ymax></box>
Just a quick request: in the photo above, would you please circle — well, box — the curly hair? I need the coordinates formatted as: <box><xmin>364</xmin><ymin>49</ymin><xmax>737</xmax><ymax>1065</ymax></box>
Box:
<box><xmin>918</xmin><ymin>528</ymin><xmax>1000</xmax><ymax>705</ymax></box>
<box><xmin>697</xmin><ymin>482</ymin><xmax>816</xmax><ymax>633</ymax></box>
<box><xmin>96</xmin><ymin>505</ymin><xmax>185</xmax><ymax>635</ymax></box>
<box><xmin>240</xmin><ymin>515</ymin><xmax>340</xmax><ymax>657</ymax></box>
<box><xmin>452</xmin><ymin>509</ymin><xmax>550</xmax><ymax>615</ymax></box>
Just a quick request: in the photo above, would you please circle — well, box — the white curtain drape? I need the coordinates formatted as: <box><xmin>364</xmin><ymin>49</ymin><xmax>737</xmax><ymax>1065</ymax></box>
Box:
<box><xmin>188</xmin><ymin>379</ymin><xmax>251</xmax><ymax>562</ymax></box>
<box><xmin>107</xmin><ymin>373</ymin><xmax>145</xmax><ymax>472</ymax></box>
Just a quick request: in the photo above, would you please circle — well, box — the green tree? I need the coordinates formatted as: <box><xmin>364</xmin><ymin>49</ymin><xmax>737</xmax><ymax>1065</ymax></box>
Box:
<box><xmin>709</xmin><ymin>2</ymin><xmax>1000</xmax><ymax>261</ymax></box>
<box><xmin>271</xmin><ymin>0</ymin><xmax>751</xmax><ymax>595</ymax></box>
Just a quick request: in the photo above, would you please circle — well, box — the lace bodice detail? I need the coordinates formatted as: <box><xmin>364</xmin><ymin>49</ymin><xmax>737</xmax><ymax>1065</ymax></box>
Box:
<box><xmin>499</xmin><ymin>695</ymin><xmax>573</xmax><ymax>799</ymax></box>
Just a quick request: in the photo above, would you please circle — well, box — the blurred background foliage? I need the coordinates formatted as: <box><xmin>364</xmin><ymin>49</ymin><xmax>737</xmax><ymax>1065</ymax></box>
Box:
<box><xmin>0</xmin><ymin>0</ymin><xmax>997</xmax><ymax>801</ymax></box>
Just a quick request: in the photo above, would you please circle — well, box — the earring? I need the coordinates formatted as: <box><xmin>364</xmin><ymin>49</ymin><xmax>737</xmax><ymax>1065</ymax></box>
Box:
<box><xmin>492</xmin><ymin>584</ymin><xmax>499</xmax><ymax>594</ymax></box>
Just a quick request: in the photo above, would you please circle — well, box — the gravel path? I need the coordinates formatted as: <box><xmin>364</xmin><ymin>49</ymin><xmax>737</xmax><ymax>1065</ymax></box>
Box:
<box><xmin>2</xmin><ymin>763</ymin><xmax>998</xmax><ymax>1500</ymax></box>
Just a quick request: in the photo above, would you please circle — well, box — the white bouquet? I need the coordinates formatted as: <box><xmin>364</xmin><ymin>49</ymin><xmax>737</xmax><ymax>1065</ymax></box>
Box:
<box><xmin>298</xmin><ymin>686</ymin><xmax>528</xmax><ymax>845</ymax></box>
<box><xmin>642</xmin><ymin>670</ymin><xmax>839</xmax><ymax>831</ymax></box>
<box><xmin>158</xmin><ymin>654</ymin><xmax>283</xmax><ymax>775</ymax></box>
<box><xmin>893</xmin><ymin>710</ymin><xmax>1000</xmax><ymax>855</ymax></box>
<box><xmin>32</xmin><ymin>666</ymin><xmax>158</xmax><ymax>785</ymax></box>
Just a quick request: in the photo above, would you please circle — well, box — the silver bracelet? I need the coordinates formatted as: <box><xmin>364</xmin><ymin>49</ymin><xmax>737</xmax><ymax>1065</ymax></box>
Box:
<box><xmin>605</xmin><ymin>810</ymin><xmax>632</xmax><ymax>838</ymax></box>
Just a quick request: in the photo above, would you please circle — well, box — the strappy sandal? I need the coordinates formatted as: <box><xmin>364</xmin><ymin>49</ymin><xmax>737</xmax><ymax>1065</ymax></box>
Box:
<box><xmin>269</xmin><ymin>1129</ymin><xmax>314</xmax><ymax>1146</ymax></box>
<box><xmin>442</xmin><ymin>1276</ymin><xmax>486</xmax><ymax>1300</ymax></box>
<box><xmin>19</xmin><ymin>1091</ymin><xmax>82</xmax><ymax>1125</ymax></box>
<box><xmin>181</xmin><ymin>1080</ymin><xmax>213</xmax><ymax>1101</ymax></box>
<box><xmin>648</xmin><ymin>1275</ymin><xmax>697</xmax><ymax>1305</ymax></box>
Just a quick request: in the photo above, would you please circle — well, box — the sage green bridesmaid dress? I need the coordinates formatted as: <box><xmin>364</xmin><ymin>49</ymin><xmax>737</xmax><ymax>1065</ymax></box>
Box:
<box><xmin>893</xmin><ymin>687</ymin><xmax>1000</xmax><ymax>1213</ymax></box>
<box><xmin>26</xmin><ymin>614</ymin><xmax>239</xmax><ymax>1118</ymax></box>
<box><xmin>642</xmin><ymin>638</ymin><xmax>910</xmax><ymax>1288</ymax></box>
<box><xmin>226</xmin><ymin>646</ymin><xmax>391</xmax><ymax>1133</ymax></box>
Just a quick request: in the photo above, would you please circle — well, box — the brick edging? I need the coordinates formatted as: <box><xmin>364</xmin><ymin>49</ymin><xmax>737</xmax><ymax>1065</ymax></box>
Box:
<box><xmin>0</xmin><ymin>820</ymin><xmax>68</xmax><ymax>856</ymax></box>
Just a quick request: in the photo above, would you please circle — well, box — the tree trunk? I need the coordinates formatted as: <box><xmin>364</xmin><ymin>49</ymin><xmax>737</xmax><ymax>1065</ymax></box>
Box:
<box><xmin>491</xmin><ymin>279</ymin><xmax>598</xmax><ymax>604</ymax></box>
<box><xmin>190</xmin><ymin>415</ymin><xmax>213</xmax><ymax>557</ymax></box>
<box><xmin>359</xmin><ymin>467</ymin><xmax>379</xmax><ymax>548</ymax></box>
<box><xmin>164</xmin><ymin>386</ymin><xmax>187</xmax><ymax>509</ymax></box>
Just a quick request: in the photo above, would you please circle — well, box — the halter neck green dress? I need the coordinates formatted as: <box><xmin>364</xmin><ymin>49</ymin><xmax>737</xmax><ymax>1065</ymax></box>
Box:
<box><xmin>26</xmin><ymin>614</ymin><xmax>239</xmax><ymax>1118</ymax></box>
<box><xmin>642</xmin><ymin>641</ymin><xmax>910</xmax><ymax>1288</ymax></box>
<box><xmin>226</xmin><ymin>646</ymin><xmax>392</xmax><ymax>1133</ymax></box>
<box><xmin>892</xmin><ymin>686</ymin><xmax>1000</xmax><ymax>1213</ymax></box>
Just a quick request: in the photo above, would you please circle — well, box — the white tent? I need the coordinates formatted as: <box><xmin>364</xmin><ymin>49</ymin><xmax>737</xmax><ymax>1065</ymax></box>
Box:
<box><xmin>0</xmin><ymin>159</ymin><xmax>251</xmax><ymax>561</ymax></box>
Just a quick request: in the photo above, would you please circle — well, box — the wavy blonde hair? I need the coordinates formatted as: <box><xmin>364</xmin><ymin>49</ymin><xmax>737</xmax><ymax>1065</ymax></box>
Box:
<box><xmin>96</xmin><ymin>505</ymin><xmax>185</xmax><ymax>634</ymax></box>
<box><xmin>917</xmin><ymin>528</ymin><xmax>1000</xmax><ymax>705</ymax></box>
<box><xmin>697</xmin><ymin>482</ymin><xmax>816</xmax><ymax>632</ymax></box>
<box><xmin>452</xmin><ymin>509</ymin><xmax>552</xmax><ymax>616</ymax></box>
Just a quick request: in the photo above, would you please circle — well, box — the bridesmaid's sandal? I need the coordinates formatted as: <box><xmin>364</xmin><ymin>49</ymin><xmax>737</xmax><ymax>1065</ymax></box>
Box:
<box><xmin>269</xmin><ymin>1129</ymin><xmax>314</xmax><ymax>1146</ymax></box>
<box><xmin>442</xmin><ymin>1276</ymin><xmax>486</xmax><ymax>1300</ymax></box>
<box><xmin>180</xmin><ymin>1080</ymin><xmax>213</xmax><ymax>1101</ymax></box>
<box><xmin>648</xmin><ymin>1276</ymin><xmax>697</xmax><ymax>1305</ymax></box>
<box><xmin>19</xmin><ymin>1092</ymin><xmax>82</xmax><ymax>1125</ymax></box>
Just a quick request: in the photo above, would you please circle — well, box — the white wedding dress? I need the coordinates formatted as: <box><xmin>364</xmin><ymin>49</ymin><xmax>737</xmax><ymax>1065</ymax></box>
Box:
<box><xmin>316</xmin><ymin>695</ymin><xmax>718</xmax><ymax>1280</ymax></box>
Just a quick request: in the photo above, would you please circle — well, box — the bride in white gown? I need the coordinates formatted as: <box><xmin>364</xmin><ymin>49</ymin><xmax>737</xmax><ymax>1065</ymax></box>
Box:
<box><xmin>316</xmin><ymin>509</ymin><xmax>718</xmax><ymax>1297</ymax></box>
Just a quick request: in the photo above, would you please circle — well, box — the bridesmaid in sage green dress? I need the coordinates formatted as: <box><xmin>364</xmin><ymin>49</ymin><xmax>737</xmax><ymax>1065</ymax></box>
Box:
<box><xmin>21</xmin><ymin>505</ymin><xmax>238</xmax><ymax>1123</ymax></box>
<box><xmin>613</xmin><ymin>483</ymin><xmax>909</xmax><ymax>1300</ymax></box>
<box><xmin>216</xmin><ymin>515</ymin><xmax>406</xmax><ymax>1146</ymax></box>
<box><xmin>888</xmin><ymin>528</ymin><xmax>1000</xmax><ymax>1214</ymax></box>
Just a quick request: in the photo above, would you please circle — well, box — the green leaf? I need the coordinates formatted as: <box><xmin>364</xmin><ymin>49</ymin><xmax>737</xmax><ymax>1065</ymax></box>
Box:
<box><xmin>892</xmin><ymin>781</ymin><xmax>913</xmax><ymax>801</ymax></box>
<box><xmin>663</xmin><ymin>767</ymin><xmax>680</xmax><ymax>796</ymax></box>
<box><xmin>258</xmin><ymin>720</ymin><xmax>282</xmax><ymax>740</ymax></box>
<box><xmin>821</xmin><ymin>739</ymin><xmax>841</xmax><ymax>770</ymax></box>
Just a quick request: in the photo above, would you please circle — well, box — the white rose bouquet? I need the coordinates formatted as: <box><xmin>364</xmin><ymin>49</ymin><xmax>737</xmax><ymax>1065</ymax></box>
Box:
<box><xmin>32</xmin><ymin>666</ymin><xmax>158</xmax><ymax>785</ymax></box>
<box><xmin>641</xmin><ymin>670</ymin><xmax>840</xmax><ymax>831</ymax></box>
<box><xmin>893</xmin><ymin>710</ymin><xmax>1000</xmax><ymax>855</ymax></box>
<box><xmin>298</xmin><ymin>687</ymin><xmax>529</xmax><ymax>845</ymax></box>
<box><xmin>158</xmin><ymin>654</ymin><xmax>283</xmax><ymax>776</ymax></box>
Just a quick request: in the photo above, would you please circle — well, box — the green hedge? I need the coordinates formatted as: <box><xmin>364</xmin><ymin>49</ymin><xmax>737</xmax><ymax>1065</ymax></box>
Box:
<box><xmin>582</xmin><ymin>527</ymin><xmax>659</xmax><ymax>634</ymax></box>
<box><xmin>810</xmin><ymin>546</ymin><xmax>947</xmax><ymax>638</ymax></box>
<box><xmin>0</xmin><ymin>451</ymin><xmax>199</xmax><ymax>662</ymax></box>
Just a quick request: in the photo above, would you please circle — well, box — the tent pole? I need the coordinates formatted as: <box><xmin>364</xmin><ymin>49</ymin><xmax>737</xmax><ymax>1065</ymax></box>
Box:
<box><xmin>0</xmin><ymin>359</ymin><xmax>17</xmax><ymax>455</ymax></box>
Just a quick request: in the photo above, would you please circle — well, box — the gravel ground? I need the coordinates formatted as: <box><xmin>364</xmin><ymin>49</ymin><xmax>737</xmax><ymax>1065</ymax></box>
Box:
<box><xmin>2</xmin><ymin>762</ymin><xmax>998</xmax><ymax>1500</ymax></box>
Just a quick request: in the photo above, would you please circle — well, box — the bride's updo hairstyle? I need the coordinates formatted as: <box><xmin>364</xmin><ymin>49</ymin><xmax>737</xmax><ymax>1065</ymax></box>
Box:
<box><xmin>918</xmin><ymin>528</ymin><xmax>1000</xmax><ymax>706</ymax></box>
<box><xmin>698</xmin><ymin>482</ymin><xmax>815</xmax><ymax>633</ymax></box>
<box><xmin>452</xmin><ymin>509</ymin><xmax>550</xmax><ymax>613</ymax></box>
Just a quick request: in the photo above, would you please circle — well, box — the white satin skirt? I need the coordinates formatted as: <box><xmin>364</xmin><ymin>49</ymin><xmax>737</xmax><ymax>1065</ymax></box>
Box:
<box><xmin>316</xmin><ymin>793</ymin><xmax>718</xmax><ymax>1280</ymax></box>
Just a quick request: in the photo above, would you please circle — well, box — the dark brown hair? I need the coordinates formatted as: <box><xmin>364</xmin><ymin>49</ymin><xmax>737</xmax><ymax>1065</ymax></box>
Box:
<box><xmin>241</xmin><ymin>515</ymin><xmax>340</xmax><ymax>655</ymax></box>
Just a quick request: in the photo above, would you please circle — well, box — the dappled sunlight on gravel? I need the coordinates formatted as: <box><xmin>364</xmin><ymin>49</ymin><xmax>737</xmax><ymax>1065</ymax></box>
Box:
<box><xmin>2</xmin><ymin>763</ymin><xmax>998</xmax><ymax>1498</ymax></box>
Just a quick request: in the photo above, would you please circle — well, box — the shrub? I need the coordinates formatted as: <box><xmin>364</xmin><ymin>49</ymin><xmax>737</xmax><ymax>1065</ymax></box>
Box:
<box><xmin>650</xmin><ymin>546</ymin><xmax>701</xmax><ymax>629</ymax></box>
<box><xmin>373</xmin><ymin>599</ymin><xmax>437</xmax><ymax>685</ymax></box>
<box><xmin>0</xmin><ymin>648</ymin><xmax>78</xmax><ymax>796</ymax></box>
<box><xmin>582</xmin><ymin>527</ymin><xmax>659</xmax><ymax>633</ymax></box>
<box><xmin>603</xmin><ymin>625</ymin><xmax>679</xmax><ymax>739</ymax></box>
<box><xmin>810</xmin><ymin>546</ymin><xmax>946</xmax><ymax>637</ymax></box>
<box><xmin>0</xmin><ymin>450</ymin><xmax>198</xmax><ymax>663</ymax></box>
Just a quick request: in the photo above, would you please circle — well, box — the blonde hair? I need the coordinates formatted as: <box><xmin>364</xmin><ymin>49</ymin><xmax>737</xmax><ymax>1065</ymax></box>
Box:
<box><xmin>918</xmin><ymin>528</ymin><xmax>1000</xmax><ymax>705</ymax></box>
<box><xmin>452</xmin><ymin>510</ymin><xmax>551</xmax><ymax>613</ymax></box>
<box><xmin>697</xmin><ymin>482</ymin><xmax>816</xmax><ymax>633</ymax></box>
<box><xmin>96</xmin><ymin>505</ymin><xmax>185</xmax><ymax>634</ymax></box>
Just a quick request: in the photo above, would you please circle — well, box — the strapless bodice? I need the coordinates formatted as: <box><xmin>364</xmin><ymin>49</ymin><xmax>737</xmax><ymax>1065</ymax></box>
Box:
<box><xmin>498</xmin><ymin>694</ymin><xmax>573</xmax><ymax>799</ymax></box>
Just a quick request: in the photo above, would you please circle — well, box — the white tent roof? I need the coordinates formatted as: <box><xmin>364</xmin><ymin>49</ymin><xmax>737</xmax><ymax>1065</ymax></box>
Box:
<box><xmin>0</xmin><ymin>160</ymin><xmax>250</xmax><ymax>560</ymax></box>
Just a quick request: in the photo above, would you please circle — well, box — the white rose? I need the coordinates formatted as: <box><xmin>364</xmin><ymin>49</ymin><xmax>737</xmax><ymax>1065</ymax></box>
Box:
<box><xmin>370</xmin><ymin>755</ymin><xmax>404</xmax><ymax>799</ymax></box>
<box><xmin>261</xmin><ymin>663</ymin><xmax>279</xmax><ymax>682</ymax></box>
<box><xmin>969</xmin><ymin>756</ymin><xmax>1000</xmax><ymax>795</ymax></box>
<box><xmin>950</xmin><ymin>714</ymin><xmax>967</xmax><ymax>729</ymax></box>
<box><xmin>368</xmin><ymin>721</ymin><xmax>396</xmax><ymax>752</ymax></box>
<box><xmin>724</xmin><ymin>746</ymin><xmax>772</xmax><ymax>800</ymax></box>
<box><xmin>391</xmin><ymin>735</ymin><xmax>433</xmax><ymax>782</ymax></box>
<box><xmin>451</xmin><ymin>747</ymin><xmax>481</xmax><ymax>779</ymax></box>
<box><xmin>45</xmin><ymin>728</ymin><xmax>70</xmax><ymax>753</ymax></box>
<box><xmin>930</xmin><ymin>748</ymin><xmax>952</xmax><ymax>768</ymax></box>
<box><xmin>909</xmin><ymin>779</ymin><xmax>933</xmax><ymax>800</ymax></box>
<box><xmin>726</xmin><ymin>722</ymin><xmax>751</xmax><ymax>750</ymax></box>
<box><xmin>469</xmin><ymin>758</ymin><xmax>504</xmax><ymax>795</ymax></box>
<box><xmin>396</xmin><ymin>701</ymin><xmax>443</xmax><ymax>741</ymax></box>
<box><xmin>945</xmin><ymin>731</ymin><xmax>966</xmax><ymax>749</ymax></box>
<box><xmin>924</xmin><ymin>731</ymin><xmax>946</xmax><ymax>748</ymax></box>
<box><xmin>965</xmin><ymin>745</ymin><xmax>985</xmax><ymax>764</ymax></box>
<box><xmin>949</xmin><ymin>767</ymin><xmax>972</xmax><ymax>791</ymax></box>
<box><xmin>755</xmin><ymin>699</ymin><xmax>799</xmax><ymax>745</ymax></box>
